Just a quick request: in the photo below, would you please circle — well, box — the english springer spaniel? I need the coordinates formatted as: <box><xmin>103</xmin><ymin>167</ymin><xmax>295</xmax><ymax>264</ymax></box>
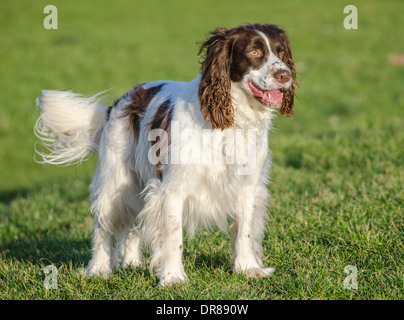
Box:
<box><xmin>35</xmin><ymin>23</ymin><xmax>296</xmax><ymax>286</ymax></box>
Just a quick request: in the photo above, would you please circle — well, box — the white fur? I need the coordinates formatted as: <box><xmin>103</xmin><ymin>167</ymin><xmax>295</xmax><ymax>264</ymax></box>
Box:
<box><xmin>35</xmin><ymin>30</ymin><xmax>293</xmax><ymax>286</ymax></box>
<box><xmin>34</xmin><ymin>90</ymin><xmax>109</xmax><ymax>165</ymax></box>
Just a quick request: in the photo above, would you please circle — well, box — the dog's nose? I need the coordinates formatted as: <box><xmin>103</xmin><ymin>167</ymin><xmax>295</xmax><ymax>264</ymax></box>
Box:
<box><xmin>274</xmin><ymin>69</ymin><xmax>291</xmax><ymax>84</ymax></box>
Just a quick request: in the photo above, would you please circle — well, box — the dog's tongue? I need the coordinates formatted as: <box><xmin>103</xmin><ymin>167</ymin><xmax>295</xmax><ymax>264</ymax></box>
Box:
<box><xmin>262</xmin><ymin>89</ymin><xmax>283</xmax><ymax>105</ymax></box>
<box><xmin>249</xmin><ymin>82</ymin><xmax>283</xmax><ymax>105</ymax></box>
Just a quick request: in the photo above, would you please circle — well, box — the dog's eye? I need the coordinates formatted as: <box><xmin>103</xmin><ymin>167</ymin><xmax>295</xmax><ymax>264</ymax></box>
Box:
<box><xmin>278</xmin><ymin>50</ymin><xmax>285</xmax><ymax>59</ymax></box>
<box><xmin>247</xmin><ymin>49</ymin><xmax>262</xmax><ymax>57</ymax></box>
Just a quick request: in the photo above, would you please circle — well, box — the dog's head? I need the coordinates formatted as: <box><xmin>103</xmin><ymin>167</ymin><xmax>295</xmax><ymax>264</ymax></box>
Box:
<box><xmin>198</xmin><ymin>23</ymin><xmax>296</xmax><ymax>129</ymax></box>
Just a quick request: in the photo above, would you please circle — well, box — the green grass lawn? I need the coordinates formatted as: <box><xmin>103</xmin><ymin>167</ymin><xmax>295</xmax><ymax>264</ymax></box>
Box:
<box><xmin>0</xmin><ymin>0</ymin><xmax>403</xmax><ymax>299</ymax></box>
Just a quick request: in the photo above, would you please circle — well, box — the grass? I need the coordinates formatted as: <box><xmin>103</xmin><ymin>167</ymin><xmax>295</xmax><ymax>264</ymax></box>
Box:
<box><xmin>0</xmin><ymin>0</ymin><xmax>403</xmax><ymax>299</ymax></box>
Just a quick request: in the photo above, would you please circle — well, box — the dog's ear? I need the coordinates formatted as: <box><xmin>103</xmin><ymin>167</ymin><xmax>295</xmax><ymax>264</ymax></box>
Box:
<box><xmin>198</xmin><ymin>28</ymin><xmax>234</xmax><ymax>130</ymax></box>
<box><xmin>277</xmin><ymin>29</ymin><xmax>297</xmax><ymax>118</ymax></box>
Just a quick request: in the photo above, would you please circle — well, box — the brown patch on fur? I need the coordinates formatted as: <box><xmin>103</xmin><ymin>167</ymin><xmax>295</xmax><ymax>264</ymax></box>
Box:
<box><xmin>278</xmin><ymin>30</ymin><xmax>297</xmax><ymax>118</ymax></box>
<box><xmin>198</xmin><ymin>28</ymin><xmax>234</xmax><ymax>130</ymax></box>
<box><xmin>147</xmin><ymin>99</ymin><xmax>173</xmax><ymax>179</ymax></box>
<box><xmin>121</xmin><ymin>84</ymin><xmax>165</xmax><ymax>142</ymax></box>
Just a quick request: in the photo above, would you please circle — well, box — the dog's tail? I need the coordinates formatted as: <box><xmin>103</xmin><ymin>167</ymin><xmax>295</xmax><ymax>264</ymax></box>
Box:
<box><xmin>34</xmin><ymin>90</ymin><xmax>110</xmax><ymax>165</ymax></box>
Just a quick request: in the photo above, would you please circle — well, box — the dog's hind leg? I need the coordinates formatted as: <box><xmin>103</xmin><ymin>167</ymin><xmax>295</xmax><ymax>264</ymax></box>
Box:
<box><xmin>86</xmin><ymin>114</ymin><xmax>141</xmax><ymax>277</ymax></box>
<box><xmin>138</xmin><ymin>181</ymin><xmax>187</xmax><ymax>286</ymax></box>
<box><xmin>118</xmin><ymin>228</ymin><xmax>143</xmax><ymax>269</ymax></box>
<box><xmin>86</xmin><ymin>219</ymin><xmax>118</xmax><ymax>278</ymax></box>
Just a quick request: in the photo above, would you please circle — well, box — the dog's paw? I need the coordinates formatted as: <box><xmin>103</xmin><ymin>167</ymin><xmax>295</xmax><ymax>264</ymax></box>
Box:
<box><xmin>159</xmin><ymin>270</ymin><xmax>188</xmax><ymax>287</ymax></box>
<box><xmin>234</xmin><ymin>263</ymin><xmax>275</xmax><ymax>278</ymax></box>
<box><xmin>244</xmin><ymin>267</ymin><xmax>275</xmax><ymax>278</ymax></box>
<box><xmin>86</xmin><ymin>263</ymin><xmax>113</xmax><ymax>279</ymax></box>
<box><xmin>121</xmin><ymin>257</ymin><xmax>143</xmax><ymax>270</ymax></box>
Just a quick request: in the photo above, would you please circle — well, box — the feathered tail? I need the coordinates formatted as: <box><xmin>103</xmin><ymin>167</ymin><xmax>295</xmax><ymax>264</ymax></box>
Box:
<box><xmin>34</xmin><ymin>90</ymin><xmax>110</xmax><ymax>165</ymax></box>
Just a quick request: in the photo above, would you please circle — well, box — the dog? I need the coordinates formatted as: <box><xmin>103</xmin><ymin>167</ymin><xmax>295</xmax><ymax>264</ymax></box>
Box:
<box><xmin>35</xmin><ymin>23</ymin><xmax>296</xmax><ymax>286</ymax></box>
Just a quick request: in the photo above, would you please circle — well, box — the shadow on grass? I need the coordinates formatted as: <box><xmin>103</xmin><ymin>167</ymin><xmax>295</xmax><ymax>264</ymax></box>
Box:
<box><xmin>0</xmin><ymin>233</ymin><xmax>91</xmax><ymax>269</ymax></box>
<box><xmin>0</xmin><ymin>189</ymin><xmax>31</xmax><ymax>206</ymax></box>
<box><xmin>0</xmin><ymin>180</ymin><xmax>93</xmax><ymax>269</ymax></box>
<box><xmin>191</xmin><ymin>251</ymin><xmax>232</xmax><ymax>272</ymax></box>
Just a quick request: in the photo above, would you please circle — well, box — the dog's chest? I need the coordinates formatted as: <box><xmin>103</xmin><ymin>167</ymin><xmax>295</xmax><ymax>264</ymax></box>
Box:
<box><xmin>181</xmin><ymin>163</ymin><xmax>245</xmax><ymax>234</ymax></box>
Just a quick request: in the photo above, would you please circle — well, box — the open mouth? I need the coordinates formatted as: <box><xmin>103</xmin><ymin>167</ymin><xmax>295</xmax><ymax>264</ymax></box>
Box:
<box><xmin>247</xmin><ymin>81</ymin><xmax>283</xmax><ymax>107</ymax></box>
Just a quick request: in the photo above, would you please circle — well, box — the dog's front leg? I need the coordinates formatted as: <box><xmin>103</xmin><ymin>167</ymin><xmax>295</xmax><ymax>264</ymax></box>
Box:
<box><xmin>231</xmin><ymin>185</ymin><xmax>275</xmax><ymax>278</ymax></box>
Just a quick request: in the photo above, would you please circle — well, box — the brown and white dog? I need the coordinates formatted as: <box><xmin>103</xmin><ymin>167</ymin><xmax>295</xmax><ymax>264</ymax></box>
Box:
<box><xmin>35</xmin><ymin>23</ymin><xmax>297</xmax><ymax>286</ymax></box>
